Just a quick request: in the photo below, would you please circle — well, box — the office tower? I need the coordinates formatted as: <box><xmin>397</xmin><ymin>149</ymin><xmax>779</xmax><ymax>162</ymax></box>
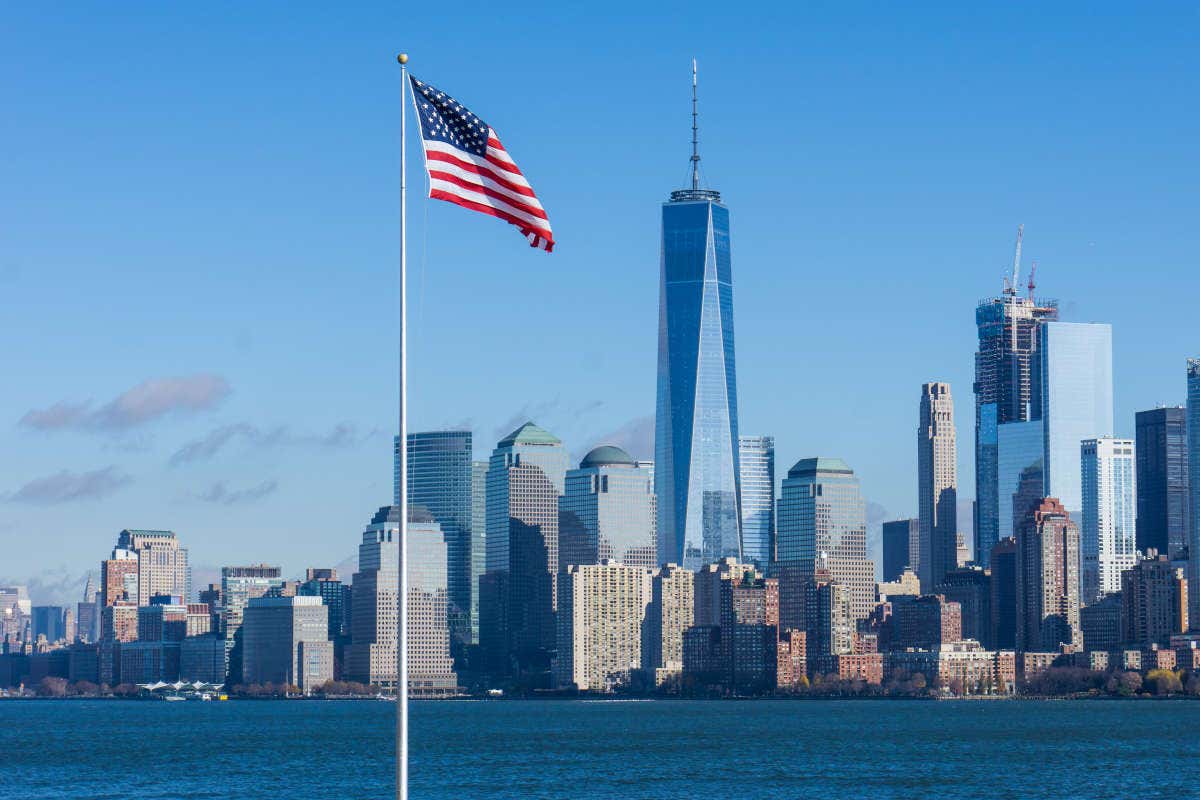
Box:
<box><xmin>76</xmin><ymin>575</ymin><xmax>98</xmax><ymax>644</ymax></box>
<box><xmin>242</xmin><ymin>595</ymin><xmax>332</xmax><ymax>694</ymax></box>
<box><xmin>62</xmin><ymin>608</ymin><xmax>75</xmax><ymax>645</ymax></box>
<box><xmin>654</xmin><ymin>81</ymin><xmax>741</xmax><ymax>572</ymax></box>
<box><xmin>482</xmin><ymin>422</ymin><xmax>567</xmax><ymax>679</ymax></box>
<box><xmin>777</xmin><ymin>458</ymin><xmax>875</xmax><ymax>622</ymax></box>
<box><xmin>1080</xmin><ymin>437</ymin><xmax>1136</xmax><ymax>604</ymax></box>
<box><xmin>1016</xmin><ymin>498</ymin><xmax>1081</xmax><ymax>652</ymax></box>
<box><xmin>186</xmin><ymin>603</ymin><xmax>214</xmax><ymax>637</ymax></box>
<box><xmin>1080</xmin><ymin>594</ymin><xmax>1122</xmax><ymax>653</ymax></box>
<box><xmin>1035</xmin><ymin>322</ymin><xmax>1114</xmax><ymax>523</ymax></box>
<box><xmin>100</xmin><ymin>550</ymin><xmax>139</xmax><ymax>606</ymax></box>
<box><xmin>987</xmin><ymin>537</ymin><xmax>1018</xmax><ymax>650</ymax></box>
<box><xmin>683</xmin><ymin>559</ymin><xmax>779</xmax><ymax>690</ymax></box>
<box><xmin>555</xmin><ymin>562</ymin><xmax>653</xmax><ymax>691</ymax></box>
<box><xmin>804</xmin><ymin>578</ymin><xmax>854</xmax><ymax>661</ymax></box>
<box><xmin>137</xmin><ymin>595</ymin><xmax>187</xmax><ymax>642</ymax></box>
<box><xmin>347</xmin><ymin>506</ymin><xmax>401</xmax><ymax>688</ymax></box>
<box><xmin>101</xmin><ymin>602</ymin><xmax>139</xmax><ymax>643</ymax></box>
<box><xmin>405</xmin><ymin>513</ymin><xmax>458</xmax><ymax>696</ymax></box>
<box><xmin>180</xmin><ymin>635</ymin><xmax>226</xmax><ymax>683</ymax></box>
<box><xmin>560</xmin><ymin>446</ymin><xmax>656</xmax><ymax>570</ymax></box>
<box><xmin>643</xmin><ymin>563</ymin><xmax>694</xmax><ymax>686</ymax></box>
<box><xmin>220</xmin><ymin>564</ymin><xmax>283</xmax><ymax>681</ymax></box>
<box><xmin>31</xmin><ymin>607</ymin><xmax>64</xmax><ymax>642</ymax></box>
<box><xmin>888</xmin><ymin>595</ymin><xmax>963</xmax><ymax>651</ymax></box>
<box><xmin>881</xmin><ymin>519</ymin><xmax>918</xmax><ymax>583</ymax></box>
<box><xmin>470</xmin><ymin>460</ymin><xmax>487</xmax><ymax>643</ymax></box>
<box><xmin>115</xmin><ymin>529</ymin><xmax>191</xmax><ymax>605</ymax></box>
<box><xmin>996</xmin><ymin>420</ymin><xmax>1044</xmax><ymax>544</ymax></box>
<box><xmin>1134</xmin><ymin>407</ymin><xmax>1189</xmax><ymax>558</ymax></box>
<box><xmin>918</xmin><ymin>382</ymin><xmax>958</xmax><ymax>592</ymax></box>
<box><xmin>738</xmin><ymin>436</ymin><xmax>775</xmax><ymax>568</ymax></box>
<box><xmin>407</xmin><ymin>430</ymin><xmax>474</xmax><ymax>647</ymax></box>
<box><xmin>1189</xmin><ymin>359</ymin><xmax>1200</xmax><ymax>624</ymax></box>
<box><xmin>938</xmin><ymin>566</ymin><xmax>992</xmax><ymax>648</ymax></box>
<box><xmin>299</xmin><ymin>569</ymin><xmax>344</xmax><ymax>640</ymax></box>
<box><xmin>1120</xmin><ymin>553</ymin><xmax>1188</xmax><ymax>649</ymax></box>
<box><xmin>973</xmin><ymin>246</ymin><xmax>1059</xmax><ymax>567</ymax></box>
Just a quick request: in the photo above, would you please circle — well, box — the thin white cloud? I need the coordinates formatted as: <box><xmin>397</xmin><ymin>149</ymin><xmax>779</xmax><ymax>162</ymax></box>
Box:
<box><xmin>20</xmin><ymin>374</ymin><xmax>231</xmax><ymax>432</ymax></box>
<box><xmin>197</xmin><ymin>479</ymin><xmax>279</xmax><ymax>506</ymax></box>
<box><xmin>7</xmin><ymin>466</ymin><xmax>132</xmax><ymax>505</ymax></box>
<box><xmin>169</xmin><ymin>422</ymin><xmax>371</xmax><ymax>467</ymax></box>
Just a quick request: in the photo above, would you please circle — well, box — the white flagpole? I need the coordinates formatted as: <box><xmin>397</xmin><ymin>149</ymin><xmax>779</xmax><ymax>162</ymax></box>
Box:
<box><xmin>396</xmin><ymin>51</ymin><xmax>410</xmax><ymax>800</ymax></box>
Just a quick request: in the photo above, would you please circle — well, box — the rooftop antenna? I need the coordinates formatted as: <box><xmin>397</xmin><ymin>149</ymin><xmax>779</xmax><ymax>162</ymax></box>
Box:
<box><xmin>1004</xmin><ymin>224</ymin><xmax>1024</xmax><ymax>296</ymax></box>
<box><xmin>691</xmin><ymin>58</ymin><xmax>700</xmax><ymax>191</ymax></box>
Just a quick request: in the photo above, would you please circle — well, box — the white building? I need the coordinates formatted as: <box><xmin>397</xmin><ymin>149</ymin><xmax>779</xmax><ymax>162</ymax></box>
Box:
<box><xmin>1081</xmin><ymin>437</ymin><xmax>1136</xmax><ymax>604</ymax></box>
<box><xmin>555</xmin><ymin>561</ymin><xmax>653</xmax><ymax>692</ymax></box>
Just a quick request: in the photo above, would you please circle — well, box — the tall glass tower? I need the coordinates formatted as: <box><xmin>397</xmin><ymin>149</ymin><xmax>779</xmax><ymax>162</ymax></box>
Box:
<box><xmin>655</xmin><ymin>62</ymin><xmax>741</xmax><ymax>570</ymax></box>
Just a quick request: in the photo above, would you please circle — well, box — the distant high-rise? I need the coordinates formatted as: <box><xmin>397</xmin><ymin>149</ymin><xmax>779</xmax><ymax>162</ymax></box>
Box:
<box><xmin>31</xmin><ymin>606</ymin><xmax>65</xmax><ymax>642</ymax></box>
<box><xmin>560</xmin><ymin>446</ymin><xmax>656</xmax><ymax>569</ymax></box>
<box><xmin>1016</xmin><ymin>498</ymin><xmax>1081</xmax><ymax>652</ymax></box>
<box><xmin>643</xmin><ymin>563</ymin><xmax>694</xmax><ymax>686</ymax></box>
<box><xmin>1188</xmin><ymin>359</ymin><xmax>1200</xmax><ymax>624</ymax></box>
<box><xmin>242</xmin><ymin>595</ymin><xmax>332</xmax><ymax>694</ymax></box>
<box><xmin>116</xmin><ymin>529</ymin><xmax>191</xmax><ymax>606</ymax></box>
<box><xmin>346</xmin><ymin>506</ymin><xmax>401</xmax><ymax>688</ymax></box>
<box><xmin>881</xmin><ymin>519</ymin><xmax>919</xmax><ymax>583</ymax></box>
<box><xmin>1120</xmin><ymin>553</ymin><xmax>1188</xmax><ymax>650</ymax></box>
<box><xmin>655</xmin><ymin>65</ymin><xmax>741</xmax><ymax>571</ymax></box>
<box><xmin>481</xmin><ymin>422</ymin><xmax>567</xmax><ymax>679</ymax></box>
<box><xmin>918</xmin><ymin>382</ymin><xmax>958</xmax><ymax>592</ymax></box>
<box><xmin>973</xmin><ymin>241</ymin><xmax>1059</xmax><ymax>567</ymax></box>
<box><xmin>405</xmin><ymin>511</ymin><xmax>459</xmax><ymax>697</ymax></box>
<box><xmin>1134</xmin><ymin>407</ymin><xmax>1189</xmax><ymax>559</ymax></box>
<box><xmin>406</xmin><ymin>430</ymin><xmax>474</xmax><ymax>646</ymax></box>
<box><xmin>1080</xmin><ymin>437</ymin><xmax>1136</xmax><ymax>604</ymax></box>
<box><xmin>220</xmin><ymin>564</ymin><xmax>282</xmax><ymax>683</ymax></box>
<box><xmin>777</xmin><ymin>458</ymin><xmax>875</xmax><ymax>622</ymax></box>
<box><xmin>738</xmin><ymin>436</ymin><xmax>775</xmax><ymax>568</ymax></box>
<box><xmin>554</xmin><ymin>561</ymin><xmax>652</xmax><ymax>692</ymax></box>
<box><xmin>470</xmin><ymin>460</ymin><xmax>488</xmax><ymax>643</ymax></box>
<box><xmin>1035</xmin><ymin>322</ymin><xmax>1114</xmax><ymax>523</ymax></box>
<box><xmin>996</xmin><ymin>420</ymin><xmax>1044</xmax><ymax>546</ymax></box>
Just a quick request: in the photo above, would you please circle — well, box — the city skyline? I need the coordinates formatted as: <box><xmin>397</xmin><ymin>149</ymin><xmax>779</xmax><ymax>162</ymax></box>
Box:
<box><xmin>4</xmin><ymin>4</ymin><xmax>1200</xmax><ymax>600</ymax></box>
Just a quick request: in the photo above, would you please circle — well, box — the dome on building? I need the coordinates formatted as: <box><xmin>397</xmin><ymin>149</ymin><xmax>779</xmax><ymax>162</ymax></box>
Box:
<box><xmin>579</xmin><ymin>445</ymin><xmax>637</xmax><ymax>469</ymax></box>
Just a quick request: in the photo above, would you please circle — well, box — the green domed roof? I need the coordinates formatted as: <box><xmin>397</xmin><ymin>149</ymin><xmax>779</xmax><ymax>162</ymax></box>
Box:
<box><xmin>580</xmin><ymin>445</ymin><xmax>637</xmax><ymax>469</ymax></box>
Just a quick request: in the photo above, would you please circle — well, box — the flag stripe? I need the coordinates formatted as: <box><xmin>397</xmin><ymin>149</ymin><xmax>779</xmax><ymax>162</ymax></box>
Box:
<box><xmin>424</xmin><ymin>149</ymin><xmax>542</xmax><ymax>204</ymax></box>
<box><xmin>430</xmin><ymin>188</ymin><xmax>554</xmax><ymax>249</ymax></box>
<box><xmin>429</xmin><ymin>178</ymin><xmax>552</xmax><ymax>233</ymax></box>
<box><xmin>423</xmin><ymin>140</ymin><xmax>533</xmax><ymax>192</ymax></box>
<box><xmin>427</xmin><ymin>169</ymin><xmax>549</xmax><ymax>222</ymax></box>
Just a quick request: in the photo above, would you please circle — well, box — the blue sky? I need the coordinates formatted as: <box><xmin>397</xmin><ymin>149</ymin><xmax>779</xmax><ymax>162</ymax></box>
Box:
<box><xmin>2</xmin><ymin>2</ymin><xmax>1197</xmax><ymax>602</ymax></box>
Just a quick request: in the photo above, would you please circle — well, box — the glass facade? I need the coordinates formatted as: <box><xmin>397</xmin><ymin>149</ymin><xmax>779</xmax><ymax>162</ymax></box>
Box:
<box><xmin>1037</xmin><ymin>322</ymin><xmax>1114</xmax><ymax>522</ymax></box>
<box><xmin>406</xmin><ymin>431</ymin><xmax>473</xmax><ymax>645</ymax></box>
<box><xmin>1188</xmin><ymin>359</ymin><xmax>1200</xmax><ymax>623</ymax></box>
<box><xmin>738</xmin><ymin>435</ymin><xmax>775</xmax><ymax>568</ymax></box>
<box><xmin>997</xmin><ymin>419</ymin><xmax>1043</xmax><ymax>544</ymax></box>
<box><xmin>1080</xmin><ymin>437</ymin><xmax>1136</xmax><ymax>604</ymax></box>
<box><xmin>655</xmin><ymin>196</ymin><xmax>741</xmax><ymax>570</ymax></box>
<box><xmin>560</xmin><ymin>447</ymin><xmax>656</xmax><ymax>569</ymax></box>
<box><xmin>777</xmin><ymin>458</ymin><xmax>874</xmax><ymax>621</ymax></box>
<box><xmin>1134</xmin><ymin>407</ymin><xmax>1189</xmax><ymax>559</ymax></box>
<box><xmin>973</xmin><ymin>294</ymin><xmax>1058</xmax><ymax>568</ymax></box>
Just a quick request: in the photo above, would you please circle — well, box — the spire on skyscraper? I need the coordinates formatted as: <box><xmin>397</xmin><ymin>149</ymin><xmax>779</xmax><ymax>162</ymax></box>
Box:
<box><xmin>671</xmin><ymin>59</ymin><xmax>720</xmax><ymax>203</ymax></box>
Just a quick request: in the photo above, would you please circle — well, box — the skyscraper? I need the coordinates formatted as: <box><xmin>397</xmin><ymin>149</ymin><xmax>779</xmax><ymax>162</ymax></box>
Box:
<box><xmin>560</xmin><ymin>446</ymin><xmax>656</xmax><ymax>569</ymax></box>
<box><xmin>242</xmin><ymin>595</ymin><xmax>332</xmax><ymax>694</ymax></box>
<box><xmin>1120</xmin><ymin>553</ymin><xmax>1188</xmax><ymax>650</ymax></box>
<box><xmin>918</xmin><ymin>382</ymin><xmax>958</xmax><ymax>592</ymax></box>
<box><xmin>220</xmin><ymin>564</ymin><xmax>283</xmax><ymax>682</ymax></box>
<box><xmin>481</xmin><ymin>422</ymin><xmax>567</xmax><ymax>679</ymax></box>
<box><xmin>405</xmin><ymin>511</ymin><xmax>459</xmax><ymax>697</ymax></box>
<box><xmin>1188</xmin><ymin>359</ymin><xmax>1200</xmax><ymax>624</ymax></box>
<box><xmin>738</xmin><ymin>435</ymin><xmax>775</xmax><ymax>568</ymax></box>
<box><xmin>655</xmin><ymin>66</ymin><xmax>741</xmax><ymax>570</ymax></box>
<box><xmin>470</xmin><ymin>460</ymin><xmax>488</xmax><ymax>643</ymax></box>
<box><xmin>777</xmin><ymin>458</ymin><xmax>875</xmax><ymax>622</ymax></box>
<box><xmin>554</xmin><ymin>561</ymin><xmax>653</xmax><ymax>692</ymax></box>
<box><xmin>346</xmin><ymin>506</ymin><xmax>401</xmax><ymax>688</ymax></box>
<box><xmin>1035</xmin><ymin>321</ymin><xmax>1114</xmax><ymax>523</ymax></box>
<box><xmin>406</xmin><ymin>430</ymin><xmax>474</xmax><ymax>646</ymax></box>
<box><xmin>1016</xmin><ymin>498</ymin><xmax>1081</xmax><ymax>653</ymax></box>
<box><xmin>1080</xmin><ymin>437</ymin><xmax>1136</xmax><ymax>604</ymax></box>
<box><xmin>973</xmin><ymin>242</ymin><xmax>1059</xmax><ymax>567</ymax></box>
<box><xmin>881</xmin><ymin>519</ymin><xmax>919</xmax><ymax>582</ymax></box>
<box><xmin>996</xmin><ymin>419</ymin><xmax>1044</xmax><ymax>545</ymax></box>
<box><xmin>1134</xmin><ymin>407</ymin><xmax>1189</xmax><ymax>559</ymax></box>
<box><xmin>115</xmin><ymin>529</ymin><xmax>191</xmax><ymax>606</ymax></box>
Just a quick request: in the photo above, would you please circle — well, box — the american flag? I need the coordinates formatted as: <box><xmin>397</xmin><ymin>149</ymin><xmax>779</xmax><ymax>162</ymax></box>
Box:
<box><xmin>409</xmin><ymin>76</ymin><xmax>554</xmax><ymax>252</ymax></box>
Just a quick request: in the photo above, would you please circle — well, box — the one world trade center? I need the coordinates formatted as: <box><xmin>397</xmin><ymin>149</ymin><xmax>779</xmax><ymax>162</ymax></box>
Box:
<box><xmin>655</xmin><ymin>62</ymin><xmax>742</xmax><ymax>570</ymax></box>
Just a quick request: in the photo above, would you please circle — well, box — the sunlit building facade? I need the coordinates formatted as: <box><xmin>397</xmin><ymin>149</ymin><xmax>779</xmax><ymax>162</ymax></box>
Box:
<box><xmin>738</xmin><ymin>435</ymin><xmax>775</xmax><ymax>568</ymax></box>
<box><xmin>1080</xmin><ymin>437</ymin><xmax>1136</xmax><ymax>604</ymax></box>
<box><xmin>560</xmin><ymin>446</ymin><xmax>656</xmax><ymax>569</ymax></box>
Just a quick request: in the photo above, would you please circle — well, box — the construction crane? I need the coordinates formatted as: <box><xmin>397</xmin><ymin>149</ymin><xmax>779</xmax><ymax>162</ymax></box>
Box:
<box><xmin>1027</xmin><ymin>260</ymin><xmax>1037</xmax><ymax>301</ymax></box>
<box><xmin>1003</xmin><ymin>224</ymin><xmax>1024</xmax><ymax>296</ymax></box>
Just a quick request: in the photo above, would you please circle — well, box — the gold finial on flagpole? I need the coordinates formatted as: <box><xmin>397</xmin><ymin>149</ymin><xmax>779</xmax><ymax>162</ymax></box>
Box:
<box><xmin>397</xmin><ymin>53</ymin><xmax>409</xmax><ymax>64</ymax></box>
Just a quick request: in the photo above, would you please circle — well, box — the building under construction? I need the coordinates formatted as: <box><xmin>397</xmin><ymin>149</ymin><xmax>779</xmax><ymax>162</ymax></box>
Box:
<box><xmin>973</xmin><ymin>226</ymin><xmax>1058</xmax><ymax>568</ymax></box>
